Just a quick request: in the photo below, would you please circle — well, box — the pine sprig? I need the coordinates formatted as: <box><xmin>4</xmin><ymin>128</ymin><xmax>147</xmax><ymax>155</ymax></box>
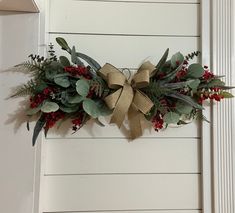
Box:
<box><xmin>10</xmin><ymin>79</ymin><xmax>36</xmax><ymax>98</ymax></box>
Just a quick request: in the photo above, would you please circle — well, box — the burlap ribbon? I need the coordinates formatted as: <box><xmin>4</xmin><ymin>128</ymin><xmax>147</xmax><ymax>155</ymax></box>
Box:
<box><xmin>98</xmin><ymin>62</ymin><xmax>156</xmax><ymax>139</ymax></box>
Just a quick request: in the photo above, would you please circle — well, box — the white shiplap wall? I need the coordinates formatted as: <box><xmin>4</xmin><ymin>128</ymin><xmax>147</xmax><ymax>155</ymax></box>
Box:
<box><xmin>40</xmin><ymin>0</ymin><xmax>202</xmax><ymax>212</ymax></box>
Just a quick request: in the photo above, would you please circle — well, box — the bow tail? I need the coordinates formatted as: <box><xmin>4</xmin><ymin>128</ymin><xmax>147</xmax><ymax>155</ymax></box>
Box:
<box><xmin>128</xmin><ymin>104</ymin><xmax>145</xmax><ymax>139</ymax></box>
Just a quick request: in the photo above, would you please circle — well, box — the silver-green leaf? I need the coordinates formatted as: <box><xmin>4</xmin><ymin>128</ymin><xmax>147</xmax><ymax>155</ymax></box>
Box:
<box><xmin>76</xmin><ymin>79</ymin><xmax>90</xmax><ymax>97</ymax></box>
<box><xmin>41</xmin><ymin>102</ymin><xmax>59</xmax><ymax>113</ymax></box>
<box><xmin>163</xmin><ymin>112</ymin><xmax>180</xmax><ymax>124</ymax></box>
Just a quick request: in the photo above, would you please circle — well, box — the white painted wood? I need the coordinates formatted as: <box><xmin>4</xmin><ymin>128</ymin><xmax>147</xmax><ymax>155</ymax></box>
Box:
<box><xmin>200</xmin><ymin>0</ymin><xmax>212</xmax><ymax>213</ymax></box>
<box><xmin>0</xmin><ymin>0</ymin><xmax>38</xmax><ymax>12</ymax></box>
<box><xmin>42</xmin><ymin>174</ymin><xmax>201</xmax><ymax>212</ymax></box>
<box><xmin>211</xmin><ymin>0</ymin><xmax>235</xmax><ymax>213</ymax></box>
<box><xmin>0</xmin><ymin>11</ymin><xmax>39</xmax><ymax>213</ymax></box>
<box><xmin>46</xmin><ymin>117</ymin><xmax>200</xmax><ymax>138</ymax></box>
<box><xmin>49</xmin><ymin>0</ymin><xmax>199</xmax><ymax>36</ymax></box>
<box><xmin>44</xmin><ymin>138</ymin><xmax>200</xmax><ymax>174</ymax></box>
<box><xmin>49</xmin><ymin>34</ymin><xmax>199</xmax><ymax>70</ymax></box>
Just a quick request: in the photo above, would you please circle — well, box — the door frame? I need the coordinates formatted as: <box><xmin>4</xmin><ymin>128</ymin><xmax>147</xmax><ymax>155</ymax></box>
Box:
<box><xmin>33</xmin><ymin>1</ymin><xmax>235</xmax><ymax>213</ymax></box>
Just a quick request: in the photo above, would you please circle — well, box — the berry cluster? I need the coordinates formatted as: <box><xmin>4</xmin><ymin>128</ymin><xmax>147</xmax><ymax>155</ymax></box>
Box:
<box><xmin>64</xmin><ymin>65</ymin><xmax>91</xmax><ymax>79</ymax></box>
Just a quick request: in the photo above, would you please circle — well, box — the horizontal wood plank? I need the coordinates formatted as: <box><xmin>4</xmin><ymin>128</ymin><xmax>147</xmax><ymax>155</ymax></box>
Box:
<box><xmin>42</xmin><ymin>174</ymin><xmax>201</xmax><ymax>212</ymax></box>
<box><xmin>49</xmin><ymin>34</ymin><xmax>199</xmax><ymax>71</ymax></box>
<box><xmin>46</xmin><ymin>116</ymin><xmax>200</xmax><ymax>139</ymax></box>
<box><xmin>44</xmin><ymin>138</ymin><xmax>200</xmax><ymax>174</ymax></box>
<box><xmin>49</xmin><ymin>0</ymin><xmax>199</xmax><ymax>36</ymax></box>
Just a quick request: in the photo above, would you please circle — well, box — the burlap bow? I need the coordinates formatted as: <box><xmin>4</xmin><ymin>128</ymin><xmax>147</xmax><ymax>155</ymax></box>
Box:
<box><xmin>98</xmin><ymin>61</ymin><xmax>156</xmax><ymax>139</ymax></box>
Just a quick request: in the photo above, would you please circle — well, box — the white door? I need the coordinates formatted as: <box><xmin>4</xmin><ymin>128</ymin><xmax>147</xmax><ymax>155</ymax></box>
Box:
<box><xmin>39</xmin><ymin>1</ymin><xmax>202</xmax><ymax>213</ymax></box>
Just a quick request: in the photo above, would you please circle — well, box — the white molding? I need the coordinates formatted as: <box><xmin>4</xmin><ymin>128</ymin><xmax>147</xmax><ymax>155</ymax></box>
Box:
<box><xmin>201</xmin><ymin>1</ymin><xmax>213</xmax><ymax>212</ymax></box>
<box><xmin>211</xmin><ymin>1</ymin><xmax>235</xmax><ymax>213</ymax></box>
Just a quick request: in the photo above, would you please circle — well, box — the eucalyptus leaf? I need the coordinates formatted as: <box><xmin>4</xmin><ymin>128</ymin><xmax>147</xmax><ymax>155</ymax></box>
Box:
<box><xmin>41</xmin><ymin>102</ymin><xmax>59</xmax><ymax>113</ymax></box>
<box><xmin>188</xmin><ymin>79</ymin><xmax>200</xmax><ymax>92</ymax></box>
<box><xmin>71</xmin><ymin>46</ymin><xmax>83</xmax><ymax>66</ymax></box>
<box><xmin>77</xmin><ymin>52</ymin><xmax>101</xmax><ymax>71</ymax></box>
<box><xmin>60</xmin><ymin>105</ymin><xmax>79</xmax><ymax>113</ymax></box>
<box><xmin>171</xmin><ymin>52</ymin><xmax>184</xmax><ymax>69</ymax></box>
<box><xmin>67</xmin><ymin>95</ymin><xmax>84</xmax><ymax>104</ymax></box>
<box><xmin>54</xmin><ymin>75</ymin><xmax>70</xmax><ymax>88</ymax></box>
<box><xmin>163</xmin><ymin>111</ymin><xmax>180</xmax><ymax>124</ymax></box>
<box><xmin>176</xmin><ymin>101</ymin><xmax>193</xmax><ymax>114</ymax></box>
<box><xmin>59</xmin><ymin>56</ymin><xmax>70</xmax><ymax>67</ymax></box>
<box><xmin>32</xmin><ymin>115</ymin><xmax>46</xmax><ymax>146</ymax></box>
<box><xmin>45</xmin><ymin>68</ymin><xmax>57</xmax><ymax>80</ymax></box>
<box><xmin>56</xmin><ymin>37</ymin><xmax>70</xmax><ymax>51</ymax></box>
<box><xmin>186</xmin><ymin>63</ymin><xmax>204</xmax><ymax>78</ymax></box>
<box><xmin>207</xmin><ymin>79</ymin><xmax>226</xmax><ymax>87</ymax></box>
<box><xmin>83</xmin><ymin>99</ymin><xmax>100</xmax><ymax>118</ymax></box>
<box><xmin>76</xmin><ymin>79</ymin><xmax>90</xmax><ymax>97</ymax></box>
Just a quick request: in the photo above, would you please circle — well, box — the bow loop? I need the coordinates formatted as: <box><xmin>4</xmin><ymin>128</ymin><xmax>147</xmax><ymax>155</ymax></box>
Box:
<box><xmin>98</xmin><ymin>61</ymin><xmax>155</xmax><ymax>139</ymax></box>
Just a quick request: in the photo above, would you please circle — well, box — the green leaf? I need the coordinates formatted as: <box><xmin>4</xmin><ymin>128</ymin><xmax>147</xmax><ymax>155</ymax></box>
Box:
<box><xmin>26</xmin><ymin>106</ymin><xmax>41</xmax><ymax>116</ymax></box>
<box><xmin>32</xmin><ymin>115</ymin><xmax>46</xmax><ymax>146</ymax></box>
<box><xmin>163</xmin><ymin>111</ymin><xmax>180</xmax><ymax>124</ymax></box>
<box><xmin>76</xmin><ymin>79</ymin><xmax>90</xmax><ymax>97</ymax></box>
<box><xmin>207</xmin><ymin>79</ymin><xmax>226</xmax><ymax>87</ymax></box>
<box><xmin>56</xmin><ymin>37</ymin><xmax>70</xmax><ymax>51</ymax></box>
<box><xmin>77</xmin><ymin>52</ymin><xmax>101</xmax><ymax>71</ymax></box>
<box><xmin>60</xmin><ymin>105</ymin><xmax>79</xmax><ymax>113</ymax></box>
<box><xmin>83</xmin><ymin>99</ymin><xmax>100</xmax><ymax>118</ymax></box>
<box><xmin>171</xmin><ymin>52</ymin><xmax>184</xmax><ymax>69</ymax></box>
<box><xmin>41</xmin><ymin>102</ymin><xmax>59</xmax><ymax>113</ymax></box>
<box><xmin>71</xmin><ymin>46</ymin><xmax>83</xmax><ymax>66</ymax></box>
<box><xmin>54</xmin><ymin>74</ymin><xmax>70</xmax><ymax>88</ymax></box>
<box><xmin>188</xmin><ymin>79</ymin><xmax>200</xmax><ymax>92</ymax></box>
<box><xmin>167</xmin><ymin>93</ymin><xmax>204</xmax><ymax>110</ymax></box>
<box><xmin>176</xmin><ymin>101</ymin><xmax>193</xmax><ymax>114</ymax></box>
<box><xmin>45</xmin><ymin>68</ymin><xmax>57</xmax><ymax>80</ymax></box>
<box><xmin>34</xmin><ymin>82</ymin><xmax>48</xmax><ymax>93</ymax></box>
<box><xmin>187</xmin><ymin>63</ymin><xmax>204</xmax><ymax>78</ymax></box>
<box><xmin>151</xmin><ymin>48</ymin><xmax>169</xmax><ymax>77</ymax></box>
<box><xmin>82</xmin><ymin>99</ymin><xmax>110</xmax><ymax>118</ymax></box>
<box><xmin>67</xmin><ymin>95</ymin><xmax>84</xmax><ymax>104</ymax></box>
<box><xmin>221</xmin><ymin>91</ymin><xmax>234</xmax><ymax>98</ymax></box>
<box><xmin>59</xmin><ymin>56</ymin><xmax>70</xmax><ymax>67</ymax></box>
<box><xmin>164</xmin><ymin>79</ymin><xmax>196</xmax><ymax>90</ymax></box>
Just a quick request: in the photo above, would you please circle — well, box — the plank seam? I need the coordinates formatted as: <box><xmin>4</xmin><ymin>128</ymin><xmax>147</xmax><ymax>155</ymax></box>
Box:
<box><xmin>49</xmin><ymin>32</ymin><xmax>200</xmax><ymax>38</ymax></box>
<box><xmin>44</xmin><ymin>173</ymin><xmax>202</xmax><ymax>176</ymax></box>
<box><xmin>73</xmin><ymin>0</ymin><xmax>200</xmax><ymax>5</ymax></box>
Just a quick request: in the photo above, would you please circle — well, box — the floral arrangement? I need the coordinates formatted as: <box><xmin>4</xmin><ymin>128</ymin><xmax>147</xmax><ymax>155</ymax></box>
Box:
<box><xmin>10</xmin><ymin>38</ymin><xmax>234</xmax><ymax>145</ymax></box>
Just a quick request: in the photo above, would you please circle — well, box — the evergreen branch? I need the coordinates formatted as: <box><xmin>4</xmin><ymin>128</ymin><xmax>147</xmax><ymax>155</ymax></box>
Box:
<box><xmin>9</xmin><ymin>80</ymin><xmax>36</xmax><ymax>98</ymax></box>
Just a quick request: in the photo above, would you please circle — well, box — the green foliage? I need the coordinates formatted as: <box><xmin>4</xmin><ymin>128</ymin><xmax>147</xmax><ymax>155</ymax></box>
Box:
<box><xmin>176</xmin><ymin>101</ymin><xmax>193</xmax><ymax>114</ymax></box>
<box><xmin>59</xmin><ymin>56</ymin><xmax>70</xmax><ymax>67</ymax></box>
<box><xmin>163</xmin><ymin>111</ymin><xmax>180</xmax><ymax>124</ymax></box>
<box><xmin>54</xmin><ymin>73</ymin><xmax>70</xmax><ymax>88</ymax></box>
<box><xmin>32</xmin><ymin>115</ymin><xmax>46</xmax><ymax>146</ymax></box>
<box><xmin>171</xmin><ymin>52</ymin><xmax>184</xmax><ymax>69</ymax></box>
<box><xmin>221</xmin><ymin>91</ymin><xmax>234</xmax><ymax>98</ymax></box>
<box><xmin>41</xmin><ymin>102</ymin><xmax>59</xmax><ymax>113</ymax></box>
<box><xmin>186</xmin><ymin>63</ymin><xmax>204</xmax><ymax>78</ymax></box>
<box><xmin>56</xmin><ymin>37</ymin><xmax>70</xmax><ymax>51</ymax></box>
<box><xmin>76</xmin><ymin>79</ymin><xmax>90</xmax><ymax>97</ymax></box>
<box><xmin>10</xmin><ymin>80</ymin><xmax>36</xmax><ymax>98</ymax></box>
<box><xmin>67</xmin><ymin>95</ymin><xmax>84</xmax><ymax>104</ymax></box>
<box><xmin>151</xmin><ymin>48</ymin><xmax>169</xmax><ymax>77</ymax></box>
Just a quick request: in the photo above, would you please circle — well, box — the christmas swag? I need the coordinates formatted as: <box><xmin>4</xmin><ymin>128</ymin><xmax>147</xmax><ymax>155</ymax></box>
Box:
<box><xmin>10</xmin><ymin>38</ymin><xmax>234</xmax><ymax>145</ymax></box>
